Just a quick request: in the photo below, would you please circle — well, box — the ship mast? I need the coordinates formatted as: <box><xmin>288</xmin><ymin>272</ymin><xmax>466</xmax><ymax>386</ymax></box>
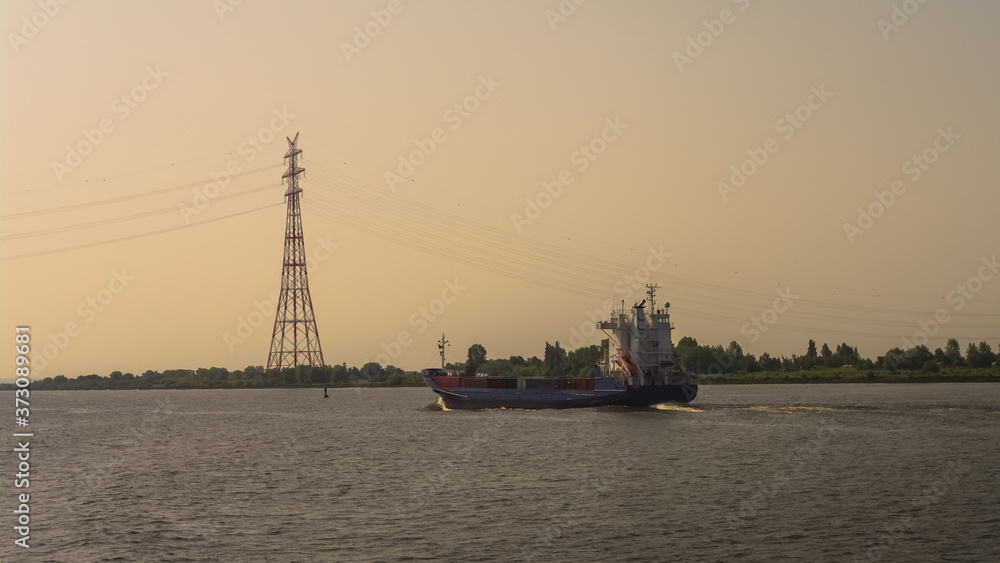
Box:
<box><xmin>646</xmin><ymin>283</ymin><xmax>660</xmax><ymax>312</ymax></box>
<box><xmin>437</xmin><ymin>333</ymin><xmax>450</xmax><ymax>370</ymax></box>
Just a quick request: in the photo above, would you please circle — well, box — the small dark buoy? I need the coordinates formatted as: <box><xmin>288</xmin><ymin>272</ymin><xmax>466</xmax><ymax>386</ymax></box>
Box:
<box><xmin>323</xmin><ymin>385</ymin><xmax>329</xmax><ymax>399</ymax></box>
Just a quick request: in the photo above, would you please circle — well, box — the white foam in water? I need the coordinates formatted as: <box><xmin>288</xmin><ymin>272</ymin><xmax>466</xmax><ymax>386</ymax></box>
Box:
<box><xmin>749</xmin><ymin>406</ymin><xmax>838</xmax><ymax>414</ymax></box>
<box><xmin>653</xmin><ymin>403</ymin><xmax>702</xmax><ymax>413</ymax></box>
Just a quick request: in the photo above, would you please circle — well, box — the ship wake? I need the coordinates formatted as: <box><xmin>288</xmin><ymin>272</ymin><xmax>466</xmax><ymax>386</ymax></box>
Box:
<box><xmin>653</xmin><ymin>403</ymin><xmax>702</xmax><ymax>413</ymax></box>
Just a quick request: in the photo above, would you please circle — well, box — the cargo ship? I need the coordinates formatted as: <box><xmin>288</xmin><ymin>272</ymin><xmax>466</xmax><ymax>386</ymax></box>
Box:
<box><xmin>421</xmin><ymin>285</ymin><xmax>698</xmax><ymax>409</ymax></box>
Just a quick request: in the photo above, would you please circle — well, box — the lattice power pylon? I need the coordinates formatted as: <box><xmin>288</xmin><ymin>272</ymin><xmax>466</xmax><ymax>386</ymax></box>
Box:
<box><xmin>267</xmin><ymin>132</ymin><xmax>325</xmax><ymax>370</ymax></box>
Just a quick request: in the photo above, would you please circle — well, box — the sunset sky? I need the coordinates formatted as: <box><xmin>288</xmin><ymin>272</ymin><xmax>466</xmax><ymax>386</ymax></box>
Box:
<box><xmin>2</xmin><ymin>0</ymin><xmax>998</xmax><ymax>379</ymax></box>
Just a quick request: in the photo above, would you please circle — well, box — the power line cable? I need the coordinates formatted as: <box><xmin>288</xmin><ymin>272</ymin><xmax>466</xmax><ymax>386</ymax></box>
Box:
<box><xmin>4</xmin><ymin>183</ymin><xmax>281</xmax><ymax>240</ymax></box>
<box><xmin>0</xmin><ymin>202</ymin><xmax>282</xmax><ymax>262</ymax></box>
<box><xmin>1</xmin><ymin>164</ymin><xmax>282</xmax><ymax>220</ymax></box>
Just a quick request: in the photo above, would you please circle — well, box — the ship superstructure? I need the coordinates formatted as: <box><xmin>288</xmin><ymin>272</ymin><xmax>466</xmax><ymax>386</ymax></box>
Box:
<box><xmin>598</xmin><ymin>284</ymin><xmax>696</xmax><ymax>388</ymax></box>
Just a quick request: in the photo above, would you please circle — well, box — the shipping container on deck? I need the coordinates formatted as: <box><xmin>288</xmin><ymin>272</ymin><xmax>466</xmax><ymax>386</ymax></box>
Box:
<box><xmin>434</xmin><ymin>376</ymin><xmax>462</xmax><ymax>388</ymax></box>
<box><xmin>486</xmin><ymin>378</ymin><xmax>517</xmax><ymax>389</ymax></box>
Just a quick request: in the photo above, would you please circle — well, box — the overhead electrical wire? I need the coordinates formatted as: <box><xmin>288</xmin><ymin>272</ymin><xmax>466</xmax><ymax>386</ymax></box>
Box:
<box><xmin>301</xmin><ymin>162</ymin><xmax>1000</xmax><ymax>320</ymax></box>
<box><xmin>302</xmin><ymin>190</ymin><xmax>998</xmax><ymax>335</ymax></box>
<box><xmin>305</xmin><ymin>162</ymin><xmax>653</xmax><ymax>275</ymax></box>
<box><xmin>302</xmin><ymin>154</ymin><xmax>998</xmax><ymax>310</ymax></box>
<box><xmin>298</xmin><ymin>137</ymin><xmax>639</xmax><ymax>255</ymax></box>
<box><xmin>305</xmin><ymin>198</ymin><xmax>616</xmax><ymax>300</ymax></box>
<box><xmin>300</xmin><ymin>142</ymin><xmax>998</xmax><ymax>304</ymax></box>
<box><xmin>5</xmin><ymin>147</ymin><xmax>256</xmax><ymax>197</ymax></box>
<box><xmin>0</xmin><ymin>163</ymin><xmax>282</xmax><ymax>220</ymax></box>
<box><xmin>0</xmin><ymin>202</ymin><xmax>282</xmax><ymax>262</ymax></box>
<box><xmin>2</xmin><ymin>142</ymin><xmax>996</xmax><ymax>341</ymax></box>
<box><xmin>4</xmin><ymin>183</ymin><xmax>282</xmax><ymax>241</ymax></box>
<box><xmin>303</xmin><ymin>177</ymin><xmax>993</xmax><ymax>335</ymax></box>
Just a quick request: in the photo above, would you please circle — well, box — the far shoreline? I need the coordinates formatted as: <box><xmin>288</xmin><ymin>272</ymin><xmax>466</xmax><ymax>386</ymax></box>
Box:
<box><xmin>3</xmin><ymin>367</ymin><xmax>999</xmax><ymax>391</ymax></box>
<box><xmin>700</xmin><ymin>366</ymin><xmax>1000</xmax><ymax>385</ymax></box>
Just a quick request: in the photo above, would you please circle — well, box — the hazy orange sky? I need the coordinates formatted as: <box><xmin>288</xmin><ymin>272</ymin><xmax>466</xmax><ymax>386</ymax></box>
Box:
<box><xmin>2</xmin><ymin>0</ymin><xmax>998</xmax><ymax>380</ymax></box>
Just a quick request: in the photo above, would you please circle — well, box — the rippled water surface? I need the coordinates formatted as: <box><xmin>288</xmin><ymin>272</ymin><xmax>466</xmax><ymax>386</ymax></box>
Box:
<box><xmin>4</xmin><ymin>383</ymin><xmax>999</xmax><ymax>562</ymax></box>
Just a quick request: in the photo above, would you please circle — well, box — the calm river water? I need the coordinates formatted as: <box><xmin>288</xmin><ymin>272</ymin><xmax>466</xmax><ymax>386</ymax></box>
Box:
<box><xmin>2</xmin><ymin>383</ymin><xmax>998</xmax><ymax>562</ymax></box>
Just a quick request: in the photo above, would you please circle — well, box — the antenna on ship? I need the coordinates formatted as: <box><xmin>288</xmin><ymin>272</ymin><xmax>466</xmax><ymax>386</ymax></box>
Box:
<box><xmin>438</xmin><ymin>333</ymin><xmax>450</xmax><ymax>370</ymax></box>
<box><xmin>646</xmin><ymin>283</ymin><xmax>660</xmax><ymax>312</ymax></box>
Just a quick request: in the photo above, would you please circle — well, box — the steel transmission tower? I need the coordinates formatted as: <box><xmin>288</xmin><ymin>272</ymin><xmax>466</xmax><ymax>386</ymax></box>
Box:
<box><xmin>267</xmin><ymin>132</ymin><xmax>325</xmax><ymax>371</ymax></box>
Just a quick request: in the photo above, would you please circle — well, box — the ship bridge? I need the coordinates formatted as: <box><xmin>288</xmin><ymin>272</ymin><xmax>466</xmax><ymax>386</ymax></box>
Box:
<box><xmin>597</xmin><ymin>285</ymin><xmax>679</xmax><ymax>386</ymax></box>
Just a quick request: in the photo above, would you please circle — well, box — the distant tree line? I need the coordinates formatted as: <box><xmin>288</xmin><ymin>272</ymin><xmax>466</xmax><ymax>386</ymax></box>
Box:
<box><xmin>10</xmin><ymin>337</ymin><xmax>996</xmax><ymax>392</ymax></box>
<box><xmin>16</xmin><ymin>341</ymin><xmax>609</xmax><ymax>391</ymax></box>
<box><xmin>455</xmin><ymin>341</ymin><xmax>608</xmax><ymax>379</ymax></box>
<box><xmin>674</xmin><ymin>337</ymin><xmax>998</xmax><ymax>375</ymax></box>
<box><xmin>24</xmin><ymin>363</ymin><xmax>421</xmax><ymax>391</ymax></box>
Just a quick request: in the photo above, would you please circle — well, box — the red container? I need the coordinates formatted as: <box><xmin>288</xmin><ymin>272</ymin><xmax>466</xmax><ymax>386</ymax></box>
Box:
<box><xmin>460</xmin><ymin>377</ymin><xmax>489</xmax><ymax>388</ymax></box>
<box><xmin>434</xmin><ymin>376</ymin><xmax>462</xmax><ymax>388</ymax></box>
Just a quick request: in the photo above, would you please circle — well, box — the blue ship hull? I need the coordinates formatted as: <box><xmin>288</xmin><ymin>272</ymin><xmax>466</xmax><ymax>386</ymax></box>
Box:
<box><xmin>423</xmin><ymin>371</ymin><xmax>697</xmax><ymax>410</ymax></box>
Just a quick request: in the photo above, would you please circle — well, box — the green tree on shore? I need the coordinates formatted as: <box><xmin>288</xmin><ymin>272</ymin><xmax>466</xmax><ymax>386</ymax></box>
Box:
<box><xmin>543</xmin><ymin>341</ymin><xmax>567</xmax><ymax>377</ymax></box>
<box><xmin>945</xmin><ymin>338</ymin><xmax>964</xmax><ymax>365</ymax></box>
<box><xmin>967</xmin><ymin>342</ymin><xmax>996</xmax><ymax>368</ymax></box>
<box><xmin>465</xmin><ymin>344</ymin><xmax>487</xmax><ymax>376</ymax></box>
